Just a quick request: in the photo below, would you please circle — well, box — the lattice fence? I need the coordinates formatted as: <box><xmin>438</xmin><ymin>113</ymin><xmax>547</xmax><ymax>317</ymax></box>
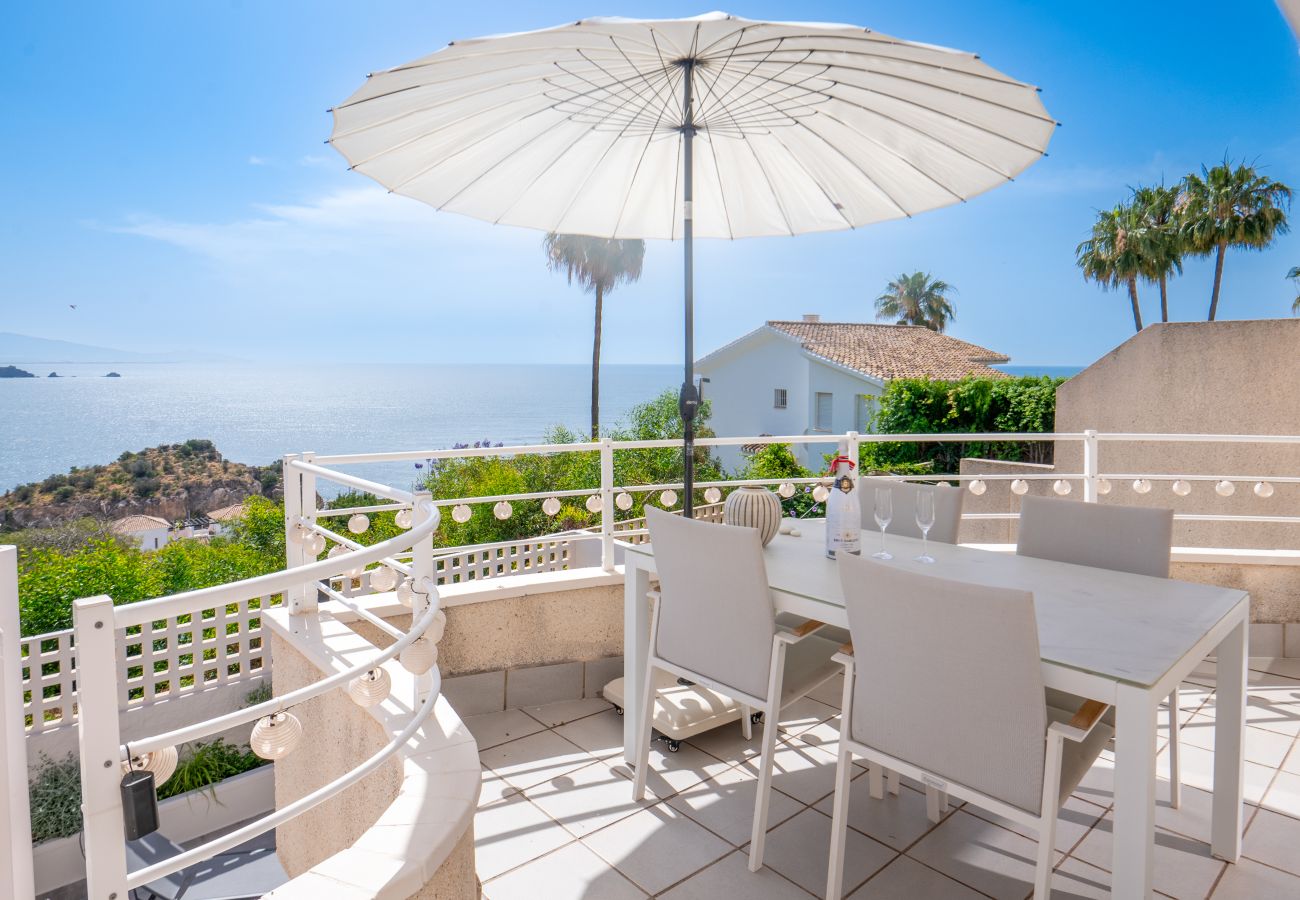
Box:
<box><xmin>21</xmin><ymin>594</ymin><xmax>280</xmax><ymax>736</ymax></box>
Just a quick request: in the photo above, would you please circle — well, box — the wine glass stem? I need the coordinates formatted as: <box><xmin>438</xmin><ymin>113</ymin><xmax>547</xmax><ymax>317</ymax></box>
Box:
<box><xmin>880</xmin><ymin>526</ymin><xmax>886</xmax><ymax>553</ymax></box>
<box><xmin>922</xmin><ymin>531</ymin><xmax>929</xmax><ymax>558</ymax></box>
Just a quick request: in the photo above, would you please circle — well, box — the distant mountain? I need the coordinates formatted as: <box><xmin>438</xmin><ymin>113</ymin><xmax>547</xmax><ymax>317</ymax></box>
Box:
<box><xmin>0</xmin><ymin>332</ymin><xmax>234</xmax><ymax>363</ymax></box>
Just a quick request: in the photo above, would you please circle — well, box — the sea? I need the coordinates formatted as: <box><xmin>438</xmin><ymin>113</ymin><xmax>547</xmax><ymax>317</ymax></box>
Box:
<box><xmin>0</xmin><ymin>363</ymin><xmax>679</xmax><ymax>495</ymax></box>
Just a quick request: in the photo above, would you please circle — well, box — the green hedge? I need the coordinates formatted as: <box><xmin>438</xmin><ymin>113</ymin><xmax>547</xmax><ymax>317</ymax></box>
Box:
<box><xmin>862</xmin><ymin>376</ymin><xmax>1065</xmax><ymax>474</ymax></box>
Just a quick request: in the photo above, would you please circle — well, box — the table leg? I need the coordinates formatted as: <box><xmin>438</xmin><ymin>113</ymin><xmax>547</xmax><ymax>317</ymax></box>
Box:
<box><xmin>1111</xmin><ymin>683</ymin><xmax>1157</xmax><ymax>900</ymax></box>
<box><xmin>623</xmin><ymin>558</ymin><xmax>652</xmax><ymax>766</ymax></box>
<box><xmin>1211</xmin><ymin>615</ymin><xmax>1246</xmax><ymax>862</ymax></box>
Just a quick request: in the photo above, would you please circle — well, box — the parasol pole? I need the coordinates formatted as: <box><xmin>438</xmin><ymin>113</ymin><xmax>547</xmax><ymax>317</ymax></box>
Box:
<box><xmin>678</xmin><ymin>58</ymin><xmax>698</xmax><ymax>519</ymax></box>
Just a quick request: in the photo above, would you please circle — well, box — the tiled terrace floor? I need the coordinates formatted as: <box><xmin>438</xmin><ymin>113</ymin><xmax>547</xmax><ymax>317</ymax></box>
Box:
<box><xmin>466</xmin><ymin>657</ymin><xmax>1300</xmax><ymax>899</ymax></box>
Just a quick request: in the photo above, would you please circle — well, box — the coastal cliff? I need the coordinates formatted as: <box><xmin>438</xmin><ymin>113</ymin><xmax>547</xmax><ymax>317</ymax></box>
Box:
<box><xmin>0</xmin><ymin>439</ymin><xmax>282</xmax><ymax>529</ymax></box>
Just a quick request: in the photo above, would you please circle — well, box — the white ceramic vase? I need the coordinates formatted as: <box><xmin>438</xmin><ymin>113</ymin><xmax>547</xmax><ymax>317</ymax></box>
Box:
<box><xmin>722</xmin><ymin>486</ymin><xmax>782</xmax><ymax>546</ymax></box>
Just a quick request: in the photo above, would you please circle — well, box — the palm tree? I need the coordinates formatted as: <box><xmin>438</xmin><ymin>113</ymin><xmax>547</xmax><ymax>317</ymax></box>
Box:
<box><xmin>874</xmin><ymin>272</ymin><xmax>957</xmax><ymax>332</ymax></box>
<box><xmin>1289</xmin><ymin>266</ymin><xmax>1300</xmax><ymax>315</ymax></box>
<box><xmin>1076</xmin><ymin>202</ymin><xmax>1148</xmax><ymax>332</ymax></box>
<box><xmin>1131</xmin><ymin>184</ymin><xmax>1184</xmax><ymax>322</ymax></box>
<box><xmin>1179</xmin><ymin>161</ymin><xmax>1292</xmax><ymax>321</ymax></box>
<box><xmin>544</xmin><ymin>234</ymin><xmax>646</xmax><ymax>439</ymax></box>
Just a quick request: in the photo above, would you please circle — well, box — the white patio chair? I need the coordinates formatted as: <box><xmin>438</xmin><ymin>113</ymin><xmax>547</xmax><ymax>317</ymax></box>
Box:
<box><xmin>633</xmin><ymin>506</ymin><xmax>842</xmax><ymax>873</ymax></box>
<box><xmin>826</xmin><ymin>556</ymin><xmax>1112</xmax><ymax>900</ymax></box>
<box><xmin>859</xmin><ymin>476</ymin><xmax>964</xmax><ymax>544</ymax></box>
<box><xmin>1016</xmin><ymin>495</ymin><xmax>1181</xmax><ymax>806</ymax></box>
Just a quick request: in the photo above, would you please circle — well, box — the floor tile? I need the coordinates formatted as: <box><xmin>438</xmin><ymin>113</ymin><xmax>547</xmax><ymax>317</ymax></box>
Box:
<box><xmin>525</xmin><ymin>759</ymin><xmax>653</xmax><ymax>838</ymax></box>
<box><xmin>665</xmin><ymin>762</ymin><xmax>804</xmax><ymax>846</ymax></box>
<box><xmin>847</xmin><ymin>854</ymin><xmax>983</xmax><ymax>898</ymax></box>
<box><xmin>1249</xmin><ymin>657</ymin><xmax>1300</xmax><ymax>680</ymax></box>
<box><xmin>965</xmin><ymin>793</ymin><xmax>1106</xmax><ymax>854</ymax></box>
<box><xmin>465</xmin><ymin>708</ymin><xmax>545</xmax><ymax>751</ymax></box>
<box><xmin>812</xmin><ymin>771</ymin><xmax>949</xmax><ymax>852</ymax></box>
<box><xmin>1071</xmin><ymin>814</ymin><xmax>1226</xmax><ymax>899</ymax></box>
<box><xmin>659</xmin><ymin>850</ymin><xmax>811</xmax><ymax>900</ymax></box>
<box><xmin>481</xmin><ymin>841</ymin><xmax>647</xmax><ymax>900</ymax></box>
<box><xmin>1209</xmin><ymin>857</ymin><xmax>1300</xmax><ymax>898</ymax></box>
<box><xmin>1243</xmin><ymin>806</ymin><xmax>1300</xmax><ymax>876</ymax></box>
<box><xmin>618</xmin><ymin>738</ymin><xmax>738</xmax><ymax>801</ymax></box>
<box><xmin>553</xmin><ymin>707</ymin><xmax>625</xmax><ymax>760</ymax></box>
<box><xmin>1261</xmin><ymin>769</ymin><xmax>1300</xmax><ymax>819</ymax></box>
<box><xmin>740</xmin><ymin>737</ymin><xmax>841</xmax><ymax>805</ymax></box>
<box><xmin>776</xmin><ymin>695</ymin><xmax>838</xmax><ymax>737</ymax></box>
<box><xmin>1283</xmin><ymin>740</ymin><xmax>1300</xmax><ymax>776</ymax></box>
<box><xmin>686</xmin><ymin>717</ymin><xmax>765</xmax><ymax>764</ymax></box>
<box><xmin>807</xmin><ymin>671</ymin><xmax>845</xmax><ymax>708</ymax></box>
<box><xmin>907</xmin><ymin>809</ymin><xmax>1053</xmax><ymax>900</ymax></box>
<box><xmin>479</xmin><ymin>728</ymin><xmax>594</xmax><ymax>792</ymax></box>
<box><xmin>582</xmin><ymin>803</ymin><xmax>731</xmax><ymax>894</ymax></box>
<box><xmin>1155</xmin><ymin>742</ymin><xmax>1276</xmax><ymax>805</ymax></box>
<box><xmin>1178</xmin><ymin>713</ymin><xmax>1297</xmax><ymax>768</ymax></box>
<box><xmin>474</xmin><ymin>792</ymin><xmax>574</xmax><ymax>880</ymax></box>
<box><xmin>761</xmin><ymin>807</ymin><xmax>896</xmax><ymax>897</ymax></box>
<box><xmin>1047</xmin><ymin>856</ymin><xmax>1115</xmax><ymax>899</ymax></box>
<box><xmin>522</xmin><ymin>696</ymin><xmax>613</xmax><ymax>728</ymax></box>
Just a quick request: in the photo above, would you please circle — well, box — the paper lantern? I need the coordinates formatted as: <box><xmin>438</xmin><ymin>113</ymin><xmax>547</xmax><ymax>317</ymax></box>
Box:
<box><xmin>811</xmin><ymin>484</ymin><xmax>830</xmax><ymax>503</ymax></box>
<box><xmin>1254</xmin><ymin>481</ymin><xmax>1275</xmax><ymax>498</ymax></box>
<box><xmin>400</xmin><ymin>637</ymin><xmax>438</xmax><ymax>675</ymax></box>
<box><xmin>347</xmin><ymin>668</ymin><xmax>392</xmax><ymax>708</ymax></box>
<box><xmin>659</xmin><ymin>490</ymin><xmax>678</xmax><ymax>507</ymax></box>
<box><xmin>1172</xmin><ymin>480</ymin><xmax>1192</xmax><ymax>496</ymax></box>
<box><xmin>614</xmin><ymin>492</ymin><xmax>632</xmax><ymax>511</ymax></box>
<box><xmin>122</xmin><ymin>745</ymin><xmax>178</xmax><ymax>787</ymax></box>
<box><xmin>1010</xmin><ymin>479</ymin><xmax>1029</xmax><ymax>496</ymax></box>
<box><xmin>347</xmin><ymin>514</ymin><xmax>370</xmax><ymax>534</ymax></box>
<box><xmin>1215</xmin><ymin>480</ymin><xmax>1235</xmax><ymax>497</ymax></box>
<box><xmin>704</xmin><ymin>487</ymin><xmax>722</xmax><ymax>504</ymax></box>
<box><xmin>426</xmin><ymin>609</ymin><xmax>448</xmax><ymax>644</ymax></box>
<box><xmin>306</xmin><ymin>534</ymin><xmax>326</xmax><ymax>556</ymax></box>
<box><xmin>250</xmin><ymin>712</ymin><xmax>303</xmax><ymax>760</ymax></box>
<box><xmin>542</xmin><ymin>496</ymin><xmax>562</xmax><ymax>516</ymax></box>
<box><xmin>493</xmin><ymin>501</ymin><xmax>512</xmax><ymax>520</ymax></box>
<box><xmin>369</xmin><ymin>566</ymin><xmax>398</xmax><ymax>592</ymax></box>
<box><xmin>327</xmin><ymin>545</ymin><xmax>347</xmax><ymax>559</ymax></box>
<box><xmin>585</xmin><ymin>494</ymin><xmax>603</xmax><ymax>513</ymax></box>
<box><xmin>396</xmin><ymin>578</ymin><xmax>416</xmax><ymax>608</ymax></box>
<box><xmin>1096</xmin><ymin>478</ymin><xmax>1113</xmax><ymax>495</ymax></box>
<box><xmin>1132</xmin><ymin>479</ymin><xmax>1152</xmax><ymax>494</ymax></box>
<box><xmin>451</xmin><ymin>504</ymin><xmax>472</xmax><ymax>523</ymax></box>
<box><xmin>1053</xmin><ymin>479</ymin><xmax>1072</xmax><ymax>496</ymax></box>
<box><xmin>968</xmin><ymin>479</ymin><xmax>987</xmax><ymax>496</ymax></box>
<box><xmin>395</xmin><ymin>508</ymin><xmax>414</xmax><ymax>529</ymax></box>
<box><xmin>777</xmin><ymin>482</ymin><xmax>795</xmax><ymax>499</ymax></box>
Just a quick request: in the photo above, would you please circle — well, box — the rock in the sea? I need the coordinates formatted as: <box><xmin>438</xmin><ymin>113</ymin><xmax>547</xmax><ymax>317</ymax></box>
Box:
<box><xmin>48</xmin><ymin>371</ymin><xmax>60</xmax><ymax>378</ymax></box>
<box><xmin>0</xmin><ymin>365</ymin><xmax>36</xmax><ymax>378</ymax></box>
<box><xmin>105</xmin><ymin>371</ymin><xmax>121</xmax><ymax>378</ymax></box>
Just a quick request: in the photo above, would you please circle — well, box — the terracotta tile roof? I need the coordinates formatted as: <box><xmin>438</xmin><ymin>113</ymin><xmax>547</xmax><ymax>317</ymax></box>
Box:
<box><xmin>206</xmin><ymin>503</ymin><xmax>247</xmax><ymax>522</ymax></box>
<box><xmin>110</xmin><ymin>514</ymin><xmax>171</xmax><ymax>534</ymax></box>
<box><xmin>766</xmin><ymin>321</ymin><xmax>1010</xmax><ymax>381</ymax></box>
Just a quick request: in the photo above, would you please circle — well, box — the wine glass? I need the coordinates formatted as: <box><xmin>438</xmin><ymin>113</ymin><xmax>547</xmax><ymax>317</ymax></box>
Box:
<box><xmin>872</xmin><ymin>487</ymin><xmax>893</xmax><ymax>560</ymax></box>
<box><xmin>914</xmin><ymin>487</ymin><xmax>936</xmax><ymax>564</ymax></box>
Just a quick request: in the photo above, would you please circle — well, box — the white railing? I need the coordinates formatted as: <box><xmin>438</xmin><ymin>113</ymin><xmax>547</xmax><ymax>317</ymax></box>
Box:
<box><xmin>74</xmin><ymin>462</ymin><xmax>444</xmax><ymax>898</ymax></box>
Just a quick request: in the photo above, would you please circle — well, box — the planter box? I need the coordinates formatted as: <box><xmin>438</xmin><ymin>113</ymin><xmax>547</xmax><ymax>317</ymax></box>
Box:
<box><xmin>32</xmin><ymin>764</ymin><xmax>275</xmax><ymax>895</ymax></box>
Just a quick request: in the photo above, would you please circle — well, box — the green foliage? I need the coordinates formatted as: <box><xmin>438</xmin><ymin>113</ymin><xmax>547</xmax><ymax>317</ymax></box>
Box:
<box><xmin>28</xmin><ymin>754</ymin><xmax>82</xmax><ymax>843</ymax></box>
<box><xmin>874</xmin><ymin>271</ymin><xmax>957</xmax><ymax>332</ymax></box>
<box><xmin>244</xmin><ymin>681</ymin><xmax>273</xmax><ymax>706</ymax></box>
<box><xmin>227</xmin><ymin>495</ymin><xmax>286</xmax><ymax>569</ymax></box>
<box><xmin>156</xmin><ymin>739</ymin><xmax>267</xmax><ymax>801</ymax></box>
<box><xmin>863</xmin><ymin>376</ymin><xmax>1064</xmax><ymax>474</ymax></box>
<box><xmin>738</xmin><ymin>443</ymin><xmax>820</xmax><ymax>517</ymax></box>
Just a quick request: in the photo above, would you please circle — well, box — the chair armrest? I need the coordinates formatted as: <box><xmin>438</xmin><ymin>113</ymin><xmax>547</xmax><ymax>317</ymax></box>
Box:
<box><xmin>646</xmin><ymin>589</ymin><xmax>660</xmax><ymax>602</ymax></box>
<box><xmin>1048</xmin><ymin>699</ymin><xmax>1110</xmax><ymax>743</ymax></box>
<box><xmin>774</xmin><ymin>618</ymin><xmax>827</xmax><ymax>644</ymax></box>
<box><xmin>832</xmin><ymin>642</ymin><xmax>853</xmax><ymax>666</ymax></box>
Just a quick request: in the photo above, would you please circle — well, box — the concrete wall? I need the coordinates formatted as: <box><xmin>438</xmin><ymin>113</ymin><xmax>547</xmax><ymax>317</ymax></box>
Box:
<box><xmin>270</xmin><ymin>634</ymin><xmax>404</xmax><ymax>878</ymax></box>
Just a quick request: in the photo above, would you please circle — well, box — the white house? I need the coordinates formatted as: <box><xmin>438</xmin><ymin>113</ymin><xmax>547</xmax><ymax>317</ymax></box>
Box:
<box><xmin>109</xmin><ymin>514</ymin><xmax>173</xmax><ymax>550</ymax></box>
<box><xmin>696</xmin><ymin>315</ymin><xmax>1011</xmax><ymax>470</ymax></box>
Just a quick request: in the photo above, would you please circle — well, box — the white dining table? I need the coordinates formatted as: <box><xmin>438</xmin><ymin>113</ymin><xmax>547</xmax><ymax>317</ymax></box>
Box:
<box><xmin>620</xmin><ymin>519</ymin><xmax>1249</xmax><ymax>900</ymax></box>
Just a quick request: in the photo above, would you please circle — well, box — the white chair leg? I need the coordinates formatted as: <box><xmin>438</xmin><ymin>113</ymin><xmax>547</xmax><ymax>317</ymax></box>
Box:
<box><xmin>868</xmin><ymin>764</ymin><xmax>885</xmax><ymax>800</ymax></box>
<box><xmin>886</xmin><ymin>769</ymin><xmax>900</xmax><ymax>796</ymax></box>
<box><xmin>631</xmin><ymin>660</ymin><xmax>659</xmax><ymax>801</ymax></box>
<box><xmin>1034</xmin><ymin>734</ymin><xmax>1065</xmax><ymax>900</ymax></box>
<box><xmin>1167</xmin><ymin>687</ymin><xmax>1181</xmax><ymax>809</ymax></box>
<box><xmin>925</xmin><ymin>784</ymin><xmax>944</xmax><ymax>823</ymax></box>
<box><xmin>748</xmin><ymin>640</ymin><xmax>788</xmax><ymax>873</ymax></box>
<box><xmin>741</xmin><ymin>704</ymin><xmax>753</xmax><ymax>741</ymax></box>
<box><xmin>825</xmin><ymin>742</ymin><xmax>854</xmax><ymax>900</ymax></box>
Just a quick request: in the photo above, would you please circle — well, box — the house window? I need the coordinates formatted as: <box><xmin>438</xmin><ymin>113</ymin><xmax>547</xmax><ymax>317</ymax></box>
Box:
<box><xmin>814</xmin><ymin>392</ymin><xmax>833</xmax><ymax>431</ymax></box>
<box><xmin>773</xmin><ymin>388</ymin><xmax>788</xmax><ymax>409</ymax></box>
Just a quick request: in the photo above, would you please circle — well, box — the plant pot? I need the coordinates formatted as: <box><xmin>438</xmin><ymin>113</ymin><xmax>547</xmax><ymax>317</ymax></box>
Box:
<box><xmin>722</xmin><ymin>486</ymin><xmax>782</xmax><ymax>546</ymax></box>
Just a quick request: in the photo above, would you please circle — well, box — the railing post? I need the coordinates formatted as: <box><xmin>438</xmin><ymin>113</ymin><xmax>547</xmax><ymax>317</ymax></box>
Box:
<box><xmin>600</xmin><ymin>438</ymin><xmax>615</xmax><ymax>572</ymax></box>
<box><xmin>846</xmin><ymin>431</ymin><xmax>860</xmax><ymax>488</ymax></box>
<box><xmin>74</xmin><ymin>594</ymin><xmax>129</xmax><ymax>900</ymax></box>
<box><xmin>283</xmin><ymin>452</ymin><xmax>318</xmax><ymax>616</ymax></box>
<box><xmin>0</xmin><ymin>546</ymin><xmax>35</xmax><ymax>900</ymax></box>
<box><xmin>411</xmin><ymin>492</ymin><xmax>436</xmax><ymax>706</ymax></box>
<box><xmin>1082</xmin><ymin>429</ymin><xmax>1100</xmax><ymax>503</ymax></box>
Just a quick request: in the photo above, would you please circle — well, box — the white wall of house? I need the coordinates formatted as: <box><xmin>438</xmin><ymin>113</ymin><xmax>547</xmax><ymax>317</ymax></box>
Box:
<box><xmin>127</xmin><ymin>526</ymin><xmax>172</xmax><ymax>550</ymax></box>
<box><xmin>698</xmin><ymin>331</ymin><xmax>883</xmax><ymax>472</ymax></box>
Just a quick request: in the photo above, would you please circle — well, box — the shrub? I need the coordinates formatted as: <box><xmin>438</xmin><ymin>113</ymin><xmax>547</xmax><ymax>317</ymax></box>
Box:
<box><xmin>41</xmin><ymin>474</ymin><xmax>69</xmax><ymax>492</ymax></box>
<box><xmin>156</xmin><ymin>739</ymin><xmax>267</xmax><ymax>800</ymax></box>
<box><xmin>125</xmin><ymin>458</ymin><xmax>155</xmax><ymax>479</ymax></box>
<box><xmin>51</xmin><ymin>486</ymin><xmax>76</xmax><ymax>503</ymax></box>
<box><xmin>739</xmin><ymin>443</ymin><xmax>820</xmax><ymax>518</ymax></box>
<box><xmin>132</xmin><ymin>477</ymin><xmax>161</xmax><ymax>498</ymax></box>
<box><xmin>28</xmin><ymin>754</ymin><xmax>82</xmax><ymax>843</ymax></box>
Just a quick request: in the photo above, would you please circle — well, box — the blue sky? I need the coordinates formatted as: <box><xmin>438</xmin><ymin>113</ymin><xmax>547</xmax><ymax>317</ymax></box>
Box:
<box><xmin>3</xmin><ymin>1</ymin><xmax>1298</xmax><ymax>366</ymax></box>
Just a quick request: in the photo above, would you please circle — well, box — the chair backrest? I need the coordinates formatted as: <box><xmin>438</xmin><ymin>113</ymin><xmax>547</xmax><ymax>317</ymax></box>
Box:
<box><xmin>859</xmin><ymin>477</ymin><xmax>964</xmax><ymax>544</ymax></box>
<box><xmin>646</xmin><ymin>506</ymin><xmax>777</xmax><ymax>700</ymax></box>
<box><xmin>838</xmin><ymin>553</ymin><xmax>1049</xmax><ymax>814</ymax></box>
<box><xmin>1016</xmin><ymin>496</ymin><xmax>1173</xmax><ymax>578</ymax></box>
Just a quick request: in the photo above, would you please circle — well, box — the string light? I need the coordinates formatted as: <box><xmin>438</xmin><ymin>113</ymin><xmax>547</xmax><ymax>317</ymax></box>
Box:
<box><xmin>968</xmin><ymin>479</ymin><xmax>987</xmax><ymax>496</ymax></box>
<box><xmin>585</xmin><ymin>494</ymin><xmax>603</xmax><ymax>513</ymax></box>
<box><xmin>660</xmin><ymin>490</ymin><xmax>678</xmax><ymax>507</ymax></box>
<box><xmin>1010</xmin><ymin>479</ymin><xmax>1029</xmax><ymax>496</ymax></box>
<box><xmin>347</xmin><ymin>668</ymin><xmax>392</xmax><ymax>708</ymax></box>
<box><xmin>615</xmin><ymin>492</ymin><xmax>632</xmax><ymax>511</ymax></box>
<box><xmin>704</xmin><ymin>487</ymin><xmax>722</xmax><ymax>503</ymax></box>
<box><xmin>1254</xmin><ymin>481</ymin><xmax>1275</xmax><ymax>498</ymax></box>
<box><xmin>122</xmin><ymin>745</ymin><xmax>178</xmax><ymax>787</ymax></box>
<box><xmin>493</xmin><ymin>501</ymin><xmax>512</xmax><ymax>520</ymax></box>
<box><xmin>347</xmin><ymin>514</ymin><xmax>370</xmax><ymax>534</ymax></box>
<box><xmin>1172</xmin><ymin>480</ymin><xmax>1192</xmax><ymax>496</ymax></box>
<box><xmin>777</xmin><ymin>483</ymin><xmax>795</xmax><ymax>498</ymax></box>
<box><xmin>542</xmin><ymin>497</ymin><xmax>562</xmax><ymax>516</ymax></box>
<box><xmin>250</xmin><ymin>712</ymin><xmax>304</xmax><ymax>760</ymax></box>
<box><xmin>1133</xmin><ymin>479</ymin><xmax>1152</xmax><ymax>494</ymax></box>
<box><xmin>1053</xmin><ymin>480</ymin><xmax>1071</xmax><ymax>496</ymax></box>
<box><xmin>400</xmin><ymin>637</ymin><xmax>437</xmax><ymax>675</ymax></box>
<box><xmin>369</xmin><ymin>566</ymin><xmax>398</xmax><ymax>592</ymax></box>
<box><xmin>1215</xmin><ymin>480</ymin><xmax>1235</xmax><ymax>497</ymax></box>
<box><xmin>1096</xmin><ymin>478</ymin><xmax>1112</xmax><ymax>495</ymax></box>
<box><xmin>451</xmin><ymin>504</ymin><xmax>472</xmax><ymax>523</ymax></box>
<box><xmin>811</xmin><ymin>484</ymin><xmax>830</xmax><ymax>503</ymax></box>
<box><xmin>395</xmin><ymin>508</ymin><xmax>413</xmax><ymax>529</ymax></box>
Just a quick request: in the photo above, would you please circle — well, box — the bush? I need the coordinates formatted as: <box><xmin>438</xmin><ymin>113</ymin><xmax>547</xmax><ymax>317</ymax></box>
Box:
<box><xmin>863</xmin><ymin>376</ymin><xmax>1064</xmax><ymax>473</ymax></box>
<box><xmin>739</xmin><ymin>443</ymin><xmax>820</xmax><ymax>518</ymax></box>
<box><xmin>51</xmin><ymin>485</ymin><xmax>76</xmax><ymax>503</ymax></box>
<box><xmin>28</xmin><ymin>754</ymin><xmax>82</xmax><ymax>843</ymax></box>
<box><xmin>156</xmin><ymin>739</ymin><xmax>267</xmax><ymax>800</ymax></box>
<box><xmin>133</xmin><ymin>477</ymin><xmax>162</xmax><ymax>497</ymax></box>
